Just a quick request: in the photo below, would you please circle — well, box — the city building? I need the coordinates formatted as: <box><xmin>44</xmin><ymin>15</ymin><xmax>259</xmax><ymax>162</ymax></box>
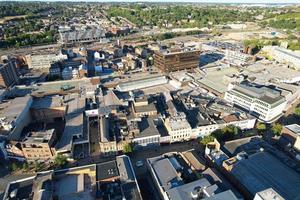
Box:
<box><xmin>25</xmin><ymin>53</ymin><xmax>67</xmax><ymax>70</ymax></box>
<box><xmin>49</xmin><ymin>62</ymin><xmax>61</xmax><ymax>77</ymax></box>
<box><xmin>99</xmin><ymin>116</ymin><xmax>118</xmax><ymax>156</ymax></box>
<box><xmin>154</xmin><ymin>47</ymin><xmax>201</xmax><ymax>72</ymax></box>
<box><xmin>116</xmin><ymin>75</ymin><xmax>168</xmax><ymax>92</ymax></box>
<box><xmin>254</xmin><ymin>188</ymin><xmax>284</xmax><ymax>200</ymax></box>
<box><xmin>222</xmin><ymin>151</ymin><xmax>300</xmax><ymax>200</ymax></box>
<box><xmin>55</xmin><ymin>94</ymin><xmax>87</xmax><ymax>158</ymax></box>
<box><xmin>30</xmin><ymin>95</ymin><xmax>66</xmax><ymax>123</ymax></box>
<box><xmin>0</xmin><ymin>59</ymin><xmax>19</xmax><ymax>88</ymax></box>
<box><xmin>131</xmin><ymin>117</ymin><xmax>160</xmax><ymax>149</ymax></box>
<box><xmin>164</xmin><ymin>112</ymin><xmax>192</xmax><ymax>143</ymax></box>
<box><xmin>225</xmin><ymin>49</ymin><xmax>252</xmax><ymax>66</ymax></box>
<box><xmin>224</xmin><ymin>83</ymin><xmax>287</xmax><ymax>122</ymax></box>
<box><xmin>0</xmin><ymin>95</ymin><xmax>33</xmax><ymax>140</ymax></box>
<box><xmin>59</xmin><ymin>26</ymin><xmax>105</xmax><ymax>44</ymax></box>
<box><xmin>3</xmin><ymin>155</ymin><xmax>142</xmax><ymax>200</ymax></box>
<box><xmin>21</xmin><ymin>129</ymin><xmax>57</xmax><ymax>162</ymax></box>
<box><xmin>281</xmin><ymin>124</ymin><xmax>300</xmax><ymax>152</ymax></box>
<box><xmin>262</xmin><ymin>46</ymin><xmax>300</xmax><ymax>70</ymax></box>
<box><xmin>132</xmin><ymin>96</ymin><xmax>158</xmax><ymax>117</ymax></box>
<box><xmin>147</xmin><ymin>153</ymin><xmax>238</xmax><ymax>200</ymax></box>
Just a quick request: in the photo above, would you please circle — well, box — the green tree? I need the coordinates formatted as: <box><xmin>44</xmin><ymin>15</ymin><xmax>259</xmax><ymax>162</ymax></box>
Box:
<box><xmin>211</xmin><ymin>125</ymin><xmax>240</xmax><ymax>141</ymax></box>
<box><xmin>10</xmin><ymin>163</ymin><xmax>18</xmax><ymax>171</ymax></box>
<box><xmin>123</xmin><ymin>143</ymin><xmax>133</xmax><ymax>154</ymax></box>
<box><xmin>34</xmin><ymin>161</ymin><xmax>42</xmax><ymax>172</ymax></box>
<box><xmin>22</xmin><ymin>162</ymin><xmax>29</xmax><ymax>171</ymax></box>
<box><xmin>256</xmin><ymin>122</ymin><xmax>266</xmax><ymax>134</ymax></box>
<box><xmin>54</xmin><ymin>155</ymin><xmax>68</xmax><ymax>168</ymax></box>
<box><xmin>271</xmin><ymin>123</ymin><xmax>283</xmax><ymax>136</ymax></box>
<box><xmin>295</xmin><ymin>106</ymin><xmax>300</xmax><ymax>117</ymax></box>
<box><xmin>199</xmin><ymin>135</ymin><xmax>215</xmax><ymax>145</ymax></box>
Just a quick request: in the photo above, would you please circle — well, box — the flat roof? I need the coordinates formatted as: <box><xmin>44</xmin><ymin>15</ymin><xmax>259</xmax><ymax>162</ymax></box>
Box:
<box><xmin>116</xmin><ymin>155</ymin><xmax>142</xmax><ymax>200</ymax></box>
<box><xmin>231</xmin><ymin>151</ymin><xmax>300</xmax><ymax>200</ymax></box>
<box><xmin>285</xmin><ymin>124</ymin><xmax>300</xmax><ymax>136</ymax></box>
<box><xmin>167</xmin><ymin>178</ymin><xmax>214</xmax><ymax>200</ymax></box>
<box><xmin>31</xmin><ymin>96</ymin><xmax>64</xmax><ymax>109</ymax></box>
<box><xmin>197</xmin><ymin>67</ymin><xmax>239</xmax><ymax>94</ymax></box>
<box><xmin>96</xmin><ymin>160</ymin><xmax>119</xmax><ymax>181</ymax></box>
<box><xmin>230</xmin><ymin>83</ymin><xmax>285</xmax><ymax>105</ymax></box>
<box><xmin>0</xmin><ymin>95</ymin><xmax>32</xmax><ymax>124</ymax></box>
<box><xmin>23</xmin><ymin>129</ymin><xmax>55</xmax><ymax>144</ymax></box>
<box><xmin>149</xmin><ymin>156</ymin><xmax>183</xmax><ymax>191</ymax></box>
<box><xmin>134</xmin><ymin>102</ymin><xmax>157</xmax><ymax>114</ymax></box>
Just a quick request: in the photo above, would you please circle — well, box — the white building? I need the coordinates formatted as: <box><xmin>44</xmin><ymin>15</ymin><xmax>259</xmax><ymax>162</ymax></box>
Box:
<box><xmin>59</xmin><ymin>26</ymin><xmax>105</xmax><ymax>44</ymax></box>
<box><xmin>62</xmin><ymin>67</ymin><xmax>78</xmax><ymax>80</ymax></box>
<box><xmin>164</xmin><ymin>112</ymin><xmax>192</xmax><ymax>143</ymax></box>
<box><xmin>117</xmin><ymin>76</ymin><xmax>168</xmax><ymax>92</ymax></box>
<box><xmin>225</xmin><ymin>49</ymin><xmax>252</xmax><ymax>66</ymax></box>
<box><xmin>26</xmin><ymin>53</ymin><xmax>67</xmax><ymax>70</ymax></box>
<box><xmin>262</xmin><ymin>46</ymin><xmax>300</xmax><ymax>70</ymax></box>
<box><xmin>224</xmin><ymin>83</ymin><xmax>287</xmax><ymax>122</ymax></box>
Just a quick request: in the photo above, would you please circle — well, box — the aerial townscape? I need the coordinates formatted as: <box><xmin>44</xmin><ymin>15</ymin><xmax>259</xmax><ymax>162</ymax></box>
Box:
<box><xmin>1</xmin><ymin>1</ymin><xmax>300</xmax><ymax>200</ymax></box>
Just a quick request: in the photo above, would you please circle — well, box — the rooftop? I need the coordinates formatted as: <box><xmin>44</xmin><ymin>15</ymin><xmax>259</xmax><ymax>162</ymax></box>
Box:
<box><xmin>0</xmin><ymin>96</ymin><xmax>32</xmax><ymax>126</ymax></box>
<box><xmin>135</xmin><ymin>117</ymin><xmax>160</xmax><ymax>138</ymax></box>
<box><xmin>96</xmin><ymin>160</ymin><xmax>119</xmax><ymax>181</ymax></box>
<box><xmin>230</xmin><ymin>83</ymin><xmax>285</xmax><ymax>105</ymax></box>
<box><xmin>285</xmin><ymin>124</ymin><xmax>300</xmax><ymax>136</ymax></box>
<box><xmin>148</xmin><ymin>156</ymin><xmax>183</xmax><ymax>191</ymax></box>
<box><xmin>23</xmin><ymin>129</ymin><xmax>55</xmax><ymax>145</ymax></box>
<box><xmin>31</xmin><ymin>96</ymin><xmax>64</xmax><ymax>110</ymax></box>
<box><xmin>230</xmin><ymin>151</ymin><xmax>300</xmax><ymax>200</ymax></box>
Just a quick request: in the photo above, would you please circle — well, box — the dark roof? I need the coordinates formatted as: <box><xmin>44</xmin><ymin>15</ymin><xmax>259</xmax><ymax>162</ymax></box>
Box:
<box><xmin>96</xmin><ymin>161</ymin><xmax>119</xmax><ymax>181</ymax></box>
<box><xmin>231</xmin><ymin>151</ymin><xmax>300</xmax><ymax>200</ymax></box>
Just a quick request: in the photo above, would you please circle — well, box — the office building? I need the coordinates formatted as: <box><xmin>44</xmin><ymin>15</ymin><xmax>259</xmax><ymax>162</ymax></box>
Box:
<box><xmin>262</xmin><ymin>46</ymin><xmax>300</xmax><ymax>70</ymax></box>
<box><xmin>164</xmin><ymin>112</ymin><xmax>192</xmax><ymax>143</ymax></box>
<box><xmin>222</xmin><ymin>151</ymin><xmax>300</xmax><ymax>200</ymax></box>
<box><xmin>59</xmin><ymin>26</ymin><xmax>105</xmax><ymax>44</ymax></box>
<box><xmin>0</xmin><ymin>59</ymin><xmax>19</xmax><ymax>88</ymax></box>
<box><xmin>131</xmin><ymin>117</ymin><xmax>160</xmax><ymax>149</ymax></box>
<box><xmin>3</xmin><ymin>155</ymin><xmax>142</xmax><ymax>200</ymax></box>
<box><xmin>116</xmin><ymin>75</ymin><xmax>168</xmax><ymax>92</ymax></box>
<box><xmin>224</xmin><ymin>83</ymin><xmax>286</xmax><ymax>122</ymax></box>
<box><xmin>21</xmin><ymin>129</ymin><xmax>57</xmax><ymax>162</ymax></box>
<box><xmin>154</xmin><ymin>48</ymin><xmax>200</xmax><ymax>72</ymax></box>
<box><xmin>0</xmin><ymin>95</ymin><xmax>33</xmax><ymax>140</ymax></box>
<box><xmin>147</xmin><ymin>153</ymin><xmax>238</xmax><ymax>200</ymax></box>
<box><xmin>26</xmin><ymin>53</ymin><xmax>67</xmax><ymax>70</ymax></box>
<box><xmin>225</xmin><ymin>49</ymin><xmax>252</xmax><ymax>66</ymax></box>
<box><xmin>281</xmin><ymin>124</ymin><xmax>300</xmax><ymax>151</ymax></box>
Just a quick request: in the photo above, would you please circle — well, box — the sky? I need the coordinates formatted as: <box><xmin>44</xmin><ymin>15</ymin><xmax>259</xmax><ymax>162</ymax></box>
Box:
<box><xmin>2</xmin><ymin>0</ymin><xmax>300</xmax><ymax>3</ymax></box>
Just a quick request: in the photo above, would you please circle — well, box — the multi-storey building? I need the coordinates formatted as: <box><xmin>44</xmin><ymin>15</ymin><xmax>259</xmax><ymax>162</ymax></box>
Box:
<box><xmin>21</xmin><ymin>129</ymin><xmax>57</xmax><ymax>162</ymax></box>
<box><xmin>154</xmin><ymin>47</ymin><xmax>200</xmax><ymax>72</ymax></box>
<box><xmin>164</xmin><ymin>112</ymin><xmax>192</xmax><ymax>143</ymax></box>
<box><xmin>262</xmin><ymin>46</ymin><xmax>300</xmax><ymax>70</ymax></box>
<box><xmin>224</xmin><ymin>83</ymin><xmax>286</xmax><ymax>122</ymax></box>
<box><xmin>0</xmin><ymin>59</ymin><xmax>19</xmax><ymax>88</ymax></box>
<box><xmin>26</xmin><ymin>53</ymin><xmax>67</xmax><ymax>70</ymax></box>
<box><xmin>225</xmin><ymin>49</ymin><xmax>252</xmax><ymax>66</ymax></box>
<box><xmin>59</xmin><ymin>26</ymin><xmax>105</xmax><ymax>44</ymax></box>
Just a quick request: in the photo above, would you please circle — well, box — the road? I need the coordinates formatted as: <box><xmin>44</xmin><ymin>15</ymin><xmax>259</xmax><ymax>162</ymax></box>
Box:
<box><xmin>129</xmin><ymin>140</ymin><xmax>202</xmax><ymax>200</ymax></box>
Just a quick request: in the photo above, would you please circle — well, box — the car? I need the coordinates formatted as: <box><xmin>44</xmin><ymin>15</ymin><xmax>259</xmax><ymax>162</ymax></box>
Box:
<box><xmin>135</xmin><ymin>160</ymin><xmax>144</xmax><ymax>167</ymax></box>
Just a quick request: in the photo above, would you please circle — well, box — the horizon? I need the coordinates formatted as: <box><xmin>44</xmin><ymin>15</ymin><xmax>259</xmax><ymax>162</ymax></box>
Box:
<box><xmin>1</xmin><ymin>0</ymin><xmax>300</xmax><ymax>4</ymax></box>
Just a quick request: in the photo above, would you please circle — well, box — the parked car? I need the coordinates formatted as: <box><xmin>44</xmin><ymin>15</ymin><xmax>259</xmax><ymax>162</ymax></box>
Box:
<box><xmin>135</xmin><ymin>160</ymin><xmax>144</xmax><ymax>167</ymax></box>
